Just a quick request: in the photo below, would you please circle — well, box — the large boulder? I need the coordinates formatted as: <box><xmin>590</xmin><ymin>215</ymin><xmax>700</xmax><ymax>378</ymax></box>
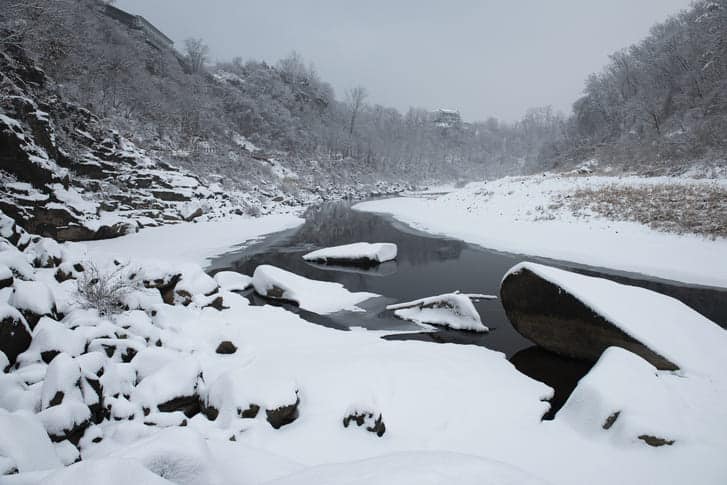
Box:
<box><xmin>500</xmin><ymin>262</ymin><xmax>727</xmax><ymax>373</ymax></box>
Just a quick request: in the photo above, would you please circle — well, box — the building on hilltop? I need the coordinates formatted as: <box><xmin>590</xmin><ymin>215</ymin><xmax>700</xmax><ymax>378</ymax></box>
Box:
<box><xmin>103</xmin><ymin>4</ymin><xmax>174</xmax><ymax>51</ymax></box>
<box><xmin>432</xmin><ymin>109</ymin><xmax>462</xmax><ymax>128</ymax></box>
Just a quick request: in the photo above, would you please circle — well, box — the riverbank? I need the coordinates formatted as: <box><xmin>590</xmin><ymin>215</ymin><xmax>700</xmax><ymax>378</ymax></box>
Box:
<box><xmin>356</xmin><ymin>174</ymin><xmax>727</xmax><ymax>288</ymax></box>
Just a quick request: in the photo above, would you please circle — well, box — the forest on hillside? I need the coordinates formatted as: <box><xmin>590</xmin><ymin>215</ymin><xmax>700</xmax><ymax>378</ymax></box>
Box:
<box><xmin>1</xmin><ymin>0</ymin><xmax>726</xmax><ymax>186</ymax></box>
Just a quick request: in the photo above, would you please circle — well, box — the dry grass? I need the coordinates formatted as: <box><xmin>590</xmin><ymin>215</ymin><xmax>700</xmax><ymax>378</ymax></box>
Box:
<box><xmin>556</xmin><ymin>183</ymin><xmax>727</xmax><ymax>239</ymax></box>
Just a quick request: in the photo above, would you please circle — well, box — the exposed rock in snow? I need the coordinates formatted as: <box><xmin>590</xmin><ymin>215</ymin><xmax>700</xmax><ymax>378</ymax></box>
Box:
<box><xmin>0</xmin><ymin>304</ymin><xmax>32</xmax><ymax>365</ymax></box>
<box><xmin>386</xmin><ymin>292</ymin><xmax>493</xmax><ymax>332</ymax></box>
<box><xmin>0</xmin><ymin>264</ymin><xmax>14</xmax><ymax>289</ymax></box>
<box><xmin>213</xmin><ymin>271</ymin><xmax>252</xmax><ymax>292</ymax></box>
<box><xmin>303</xmin><ymin>242</ymin><xmax>398</xmax><ymax>266</ymax></box>
<box><xmin>252</xmin><ymin>264</ymin><xmax>377</xmax><ymax>314</ymax></box>
<box><xmin>501</xmin><ymin>262</ymin><xmax>727</xmax><ymax>373</ymax></box>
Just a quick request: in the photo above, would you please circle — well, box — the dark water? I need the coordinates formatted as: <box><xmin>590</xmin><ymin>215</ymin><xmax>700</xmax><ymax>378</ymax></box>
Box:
<box><xmin>208</xmin><ymin>201</ymin><xmax>727</xmax><ymax>418</ymax></box>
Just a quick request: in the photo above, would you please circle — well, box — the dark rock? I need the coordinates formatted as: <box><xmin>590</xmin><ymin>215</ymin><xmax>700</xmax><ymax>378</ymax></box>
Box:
<box><xmin>500</xmin><ymin>267</ymin><xmax>678</xmax><ymax>370</ymax></box>
<box><xmin>205</xmin><ymin>296</ymin><xmax>228</xmax><ymax>311</ymax></box>
<box><xmin>343</xmin><ymin>411</ymin><xmax>386</xmax><ymax>437</ymax></box>
<box><xmin>0</xmin><ymin>275</ymin><xmax>12</xmax><ymax>289</ymax></box>
<box><xmin>215</xmin><ymin>341</ymin><xmax>237</xmax><ymax>354</ymax></box>
<box><xmin>602</xmin><ymin>411</ymin><xmax>620</xmax><ymax>430</ymax></box>
<box><xmin>158</xmin><ymin>395</ymin><xmax>201</xmax><ymax>418</ymax></box>
<box><xmin>49</xmin><ymin>391</ymin><xmax>64</xmax><ymax>407</ymax></box>
<box><xmin>266</xmin><ymin>394</ymin><xmax>300</xmax><ymax>429</ymax></box>
<box><xmin>0</xmin><ymin>313</ymin><xmax>32</xmax><ymax>365</ymax></box>
<box><xmin>41</xmin><ymin>350</ymin><xmax>60</xmax><ymax>364</ymax></box>
<box><xmin>201</xmin><ymin>403</ymin><xmax>219</xmax><ymax>421</ymax></box>
<box><xmin>638</xmin><ymin>435</ymin><xmax>675</xmax><ymax>447</ymax></box>
<box><xmin>239</xmin><ymin>404</ymin><xmax>260</xmax><ymax>419</ymax></box>
<box><xmin>184</xmin><ymin>207</ymin><xmax>204</xmax><ymax>221</ymax></box>
<box><xmin>144</xmin><ymin>273</ymin><xmax>182</xmax><ymax>305</ymax></box>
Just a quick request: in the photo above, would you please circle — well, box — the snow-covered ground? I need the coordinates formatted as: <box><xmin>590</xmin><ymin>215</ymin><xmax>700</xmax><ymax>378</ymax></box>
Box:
<box><xmin>2</xmin><ymin>201</ymin><xmax>727</xmax><ymax>485</ymax></box>
<box><xmin>84</xmin><ymin>214</ymin><xmax>303</xmax><ymax>266</ymax></box>
<box><xmin>355</xmin><ymin>174</ymin><xmax>727</xmax><ymax>288</ymax></box>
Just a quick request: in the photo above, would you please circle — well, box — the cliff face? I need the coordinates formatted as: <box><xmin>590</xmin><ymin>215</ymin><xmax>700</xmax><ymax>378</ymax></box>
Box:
<box><xmin>0</xmin><ymin>44</ymin><xmax>248</xmax><ymax>241</ymax></box>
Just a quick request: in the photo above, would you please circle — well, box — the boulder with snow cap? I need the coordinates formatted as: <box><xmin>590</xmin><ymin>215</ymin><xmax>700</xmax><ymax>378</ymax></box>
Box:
<box><xmin>0</xmin><ymin>242</ymin><xmax>35</xmax><ymax>280</ymax></box>
<box><xmin>17</xmin><ymin>316</ymin><xmax>85</xmax><ymax>366</ymax></box>
<box><xmin>556</xmin><ymin>347</ymin><xmax>682</xmax><ymax>447</ymax></box>
<box><xmin>24</xmin><ymin>236</ymin><xmax>63</xmax><ymax>268</ymax></box>
<box><xmin>343</xmin><ymin>408</ymin><xmax>386</xmax><ymax>437</ymax></box>
<box><xmin>0</xmin><ymin>304</ymin><xmax>32</xmax><ymax>365</ymax></box>
<box><xmin>501</xmin><ymin>262</ymin><xmax>727</xmax><ymax>372</ymax></box>
<box><xmin>9</xmin><ymin>279</ymin><xmax>60</xmax><ymax>329</ymax></box>
<box><xmin>252</xmin><ymin>264</ymin><xmax>376</xmax><ymax>314</ymax></box>
<box><xmin>386</xmin><ymin>292</ymin><xmax>493</xmax><ymax>332</ymax></box>
<box><xmin>0</xmin><ymin>212</ymin><xmax>30</xmax><ymax>250</ymax></box>
<box><xmin>0</xmin><ymin>409</ymin><xmax>63</xmax><ymax>473</ymax></box>
<box><xmin>213</xmin><ymin>270</ymin><xmax>252</xmax><ymax>292</ymax></box>
<box><xmin>131</xmin><ymin>357</ymin><xmax>205</xmax><ymax>418</ymax></box>
<box><xmin>303</xmin><ymin>242</ymin><xmax>398</xmax><ymax>266</ymax></box>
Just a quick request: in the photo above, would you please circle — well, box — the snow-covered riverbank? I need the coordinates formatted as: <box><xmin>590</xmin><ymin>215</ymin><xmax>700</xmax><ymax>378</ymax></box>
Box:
<box><xmin>2</xmin><ymin>201</ymin><xmax>727</xmax><ymax>485</ymax></box>
<box><xmin>356</xmin><ymin>174</ymin><xmax>727</xmax><ymax>288</ymax></box>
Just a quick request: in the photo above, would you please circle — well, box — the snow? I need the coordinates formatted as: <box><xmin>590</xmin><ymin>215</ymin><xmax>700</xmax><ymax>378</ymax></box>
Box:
<box><xmin>10</xmin><ymin>280</ymin><xmax>56</xmax><ymax>317</ymax></box>
<box><xmin>40</xmin><ymin>353</ymin><xmax>83</xmax><ymax>410</ymax></box>
<box><xmin>355</xmin><ymin>175</ymin><xmax>727</xmax><ymax>288</ymax></box>
<box><xmin>0</xmin><ymin>410</ymin><xmax>62</xmax><ymax>473</ymax></box>
<box><xmin>252</xmin><ymin>264</ymin><xmax>377</xmax><ymax>314</ymax></box>
<box><xmin>506</xmin><ymin>262</ymin><xmax>727</xmax><ymax>374</ymax></box>
<box><xmin>130</xmin><ymin>357</ymin><xmax>201</xmax><ymax>410</ymax></box>
<box><xmin>303</xmin><ymin>242</ymin><xmax>397</xmax><ymax>264</ymax></box>
<box><xmin>386</xmin><ymin>292</ymin><xmax>489</xmax><ymax>332</ymax></box>
<box><xmin>266</xmin><ymin>451</ymin><xmax>549</xmax><ymax>485</ymax></box>
<box><xmin>556</xmin><ymin>347</ymin><xmax>683</xmax><ymax>445</ymax></box>
<box><xmin>213</xmin><ymin>271</ymin><xmax>252</xmax><ymax>291</ymax></box>
<box><xmin>38</xmin><ymin>458</ymin><xmax>175</xmax><ymax>485</ymax></box>
<box><xmin>85</xmin><ymin>213</ymin><xmax>303</xmax><ymax>267</ymax></box>
<box><xmin>1</xmin><ymin>211</ymin><xmax>726</xmax><ymax>485</ymax></box>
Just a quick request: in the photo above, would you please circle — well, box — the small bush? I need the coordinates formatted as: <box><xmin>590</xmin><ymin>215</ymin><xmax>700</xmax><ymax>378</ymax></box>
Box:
<box><xmin>76</xmin><ymin>261</ymin><xmax>140</xmax><ymax>316</ymax></box>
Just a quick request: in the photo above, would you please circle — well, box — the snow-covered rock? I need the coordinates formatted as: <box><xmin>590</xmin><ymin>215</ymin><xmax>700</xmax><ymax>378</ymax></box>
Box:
<box><xmin>556</xmin><ymin>347</ymin><xmax>682</xmax><ymax>447</ymax></box>
<box><xmin>303</xmin><ymin>242</ymin><xmax>398</xmax><ymax>265</ymax></box>
<box><xmin>24</xmin><ymin>237</ymin><xmax>63</xmax><ymax>268</ymax></box>
<box><xmin>9</xmin><ymin>280</ymin><xmax>58</xmax><ymax>328</ymax></box>
<box><xmin>130</xmin><ymin>357</ymin><xmax>203</xmax><ymax>416</ymax></box>
<box><xmin>501</xmin><ymin>262</ymin><xmax>727</xmax><ymax>373</ymax></box>
<box><xmin>213</xmin><ymin>271</ymin><xmax>252</xmax><ymax>292</ymax></box>
<box><xmin>0</xmin><ymin>409</ymin><xmax>62</xmax><ymax>473</ymax></box>
<box><xmin>386</xmin><ymin>292</ymin><xmax>492</xmax><ymax>332</ymax></box>
<box><xmin>252</xmin><ymin>264</ymin><xmax>376</xmax><ymax>314</ymax></box>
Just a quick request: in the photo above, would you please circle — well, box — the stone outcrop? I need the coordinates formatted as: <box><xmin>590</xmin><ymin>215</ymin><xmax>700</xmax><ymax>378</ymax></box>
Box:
<box><xmin>500</xmin><ymin>265</ymin><xmax>678</xmax><ymax>370</ymax></box>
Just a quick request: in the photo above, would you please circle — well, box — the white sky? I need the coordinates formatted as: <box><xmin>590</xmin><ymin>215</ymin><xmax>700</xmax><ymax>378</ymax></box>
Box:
<box><xmin>116</xmin><ymin>0</ymin><xmax>693</xmax><ymax>122</ymax></box>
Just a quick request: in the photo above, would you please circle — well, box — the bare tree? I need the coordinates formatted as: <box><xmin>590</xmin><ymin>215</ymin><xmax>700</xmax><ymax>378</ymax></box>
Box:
<box><xmin>184</xmin><ymin>37</ymin><xmax>209</xmax><ymax>74</ymax></box>
<box><xmin>346</xmin><ymin>86</ymin><xmax>367</xmax><ymax>136</ymax></box>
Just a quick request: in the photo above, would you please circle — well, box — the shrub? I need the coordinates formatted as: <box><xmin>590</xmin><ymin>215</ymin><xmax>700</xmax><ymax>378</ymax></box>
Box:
<box><xmin>76</xmin><ymin>261</ymin><xmax>140</xmax><ymax>316</ymax></box>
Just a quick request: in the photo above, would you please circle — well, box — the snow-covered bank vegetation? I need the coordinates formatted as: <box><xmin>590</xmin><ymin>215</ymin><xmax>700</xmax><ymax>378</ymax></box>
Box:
<box><xmin>356</xmin><ymin>173</ymin><xmax>727</xmax><ymax>287</ymax></box>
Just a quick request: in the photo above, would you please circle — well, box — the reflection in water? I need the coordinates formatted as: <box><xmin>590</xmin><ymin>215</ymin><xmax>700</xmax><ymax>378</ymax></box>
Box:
<box><xmin>209</xmin><ymin>201</ymin><xmax>727</xmax><ymax>417</ymax></box>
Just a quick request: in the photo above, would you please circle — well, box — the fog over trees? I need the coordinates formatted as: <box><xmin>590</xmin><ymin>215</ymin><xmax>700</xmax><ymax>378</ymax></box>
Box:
<box><xmin>1</xmin><ymin>0</ymin><xmax>725</xmax><ymax>185</ymax></box>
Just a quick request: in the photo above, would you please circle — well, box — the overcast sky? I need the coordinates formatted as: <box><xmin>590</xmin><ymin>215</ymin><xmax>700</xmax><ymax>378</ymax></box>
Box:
<box><xmin>117</xmin><ymin>0</ymin><xmax>692</xmax><ymax>122</ymax></box>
